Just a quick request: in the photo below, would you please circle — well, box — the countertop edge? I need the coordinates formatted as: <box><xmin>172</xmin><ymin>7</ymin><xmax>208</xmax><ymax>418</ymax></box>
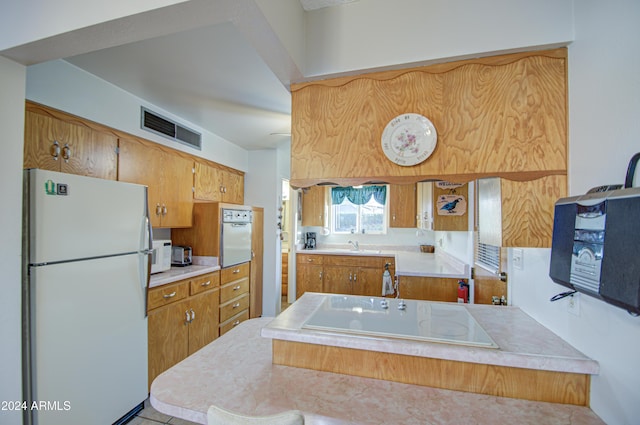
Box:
<box><xmin>149</xmin><ymin>265</ymin><xmax>221</xmax><ymax>288</ymax></box>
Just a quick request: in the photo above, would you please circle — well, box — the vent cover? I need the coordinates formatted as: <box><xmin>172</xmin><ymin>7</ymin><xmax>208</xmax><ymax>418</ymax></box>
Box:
<box><xmin>141</xmin><ymin>107</ymin><xmax>201</xmax><ymax>150</ymax></box>
<box><xmin>476</xmin><ymin>242</ymin><xmax>501</xmax><ymax>273</ymax></box>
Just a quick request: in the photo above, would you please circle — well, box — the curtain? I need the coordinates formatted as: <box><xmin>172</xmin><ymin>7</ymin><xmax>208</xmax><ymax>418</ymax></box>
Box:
<box><xmin>331</xmin><ymin>186</ymin><xmax>386</xmax><ymax>205</ymax></box>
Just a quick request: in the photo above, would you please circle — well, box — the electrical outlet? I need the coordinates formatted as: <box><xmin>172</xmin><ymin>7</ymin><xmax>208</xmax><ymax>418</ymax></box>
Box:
<box><xmin>567</xmin><ymin>293</ymin><xmax>580</xmax><ymax>316</ymax></box>
<box><xmin>513</xmin><ymin>248</ymin><xmax>524</xmax><ymax>270</ymax></box>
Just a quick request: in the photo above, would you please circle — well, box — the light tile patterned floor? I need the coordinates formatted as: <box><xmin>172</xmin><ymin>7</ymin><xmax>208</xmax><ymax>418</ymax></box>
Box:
<box><xmin>128</xmin><ymin>399</ymin><xmax>199</xmax><ymax>425</ymax></box>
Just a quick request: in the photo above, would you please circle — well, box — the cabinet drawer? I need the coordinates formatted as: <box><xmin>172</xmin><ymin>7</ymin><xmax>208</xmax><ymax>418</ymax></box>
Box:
<box><xmin>219</xmin><ymin>293</ymin><xmax>250</xmax><ymax>323</ymax></box>
<box><xmin>297</xmin><ymin>254</ymin><xmax>323</xmax><ymax>265</ymax></box>
<box><xmin>221</xmin><ymin>262</ymin><xmax>250</xmax><ymax>284</ymax></box>
<box><xmin>220</xmin><ymin>277</ymin><xmax>250</xmax><ymax>304</ymax></box>
<box><xmin>324</xmin><ymin>255</ymin><xmax>383</xmax><ymax>268</ymax></box>
<box><xmin>148</xmin><ymin>281</ymin><xmax>189</xmax><ymax>311</ymax></box>
<box><xmin>219</xmin><ymin>310</ymin><xmax>250</xmax><ymax>336</ymax></box>
<box><xmin>189</xmin><ymin>271</ymin><xmax>220</xmax><ymax>296</ymax></box>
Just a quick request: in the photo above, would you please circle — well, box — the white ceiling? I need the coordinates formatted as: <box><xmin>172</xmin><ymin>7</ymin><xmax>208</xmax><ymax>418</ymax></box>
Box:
<box><xmin>65</xmin><ymin>22</ymin><xmax>293</xmax><ymax>150</ymax></box>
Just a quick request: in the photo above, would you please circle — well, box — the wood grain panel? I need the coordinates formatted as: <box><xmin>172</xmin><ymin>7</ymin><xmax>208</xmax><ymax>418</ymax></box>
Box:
<box><xmin>272</xmin><ymin>340</ymin><xmax>590</xmax><ymax>406</ymax></box>
<box><xmin>187</xmin><ymin>289</ymin><xmax>220</xmax><ymax>354</ymax></box>
<box><xmin>290</xmin><ymin>49</ymin><xmax>567</xmax><ymax>187</ymax></box>
<box><xmin>398</xmin><ymin>276</ymin><xmax>460</xmax><ymax>302</ymax></box>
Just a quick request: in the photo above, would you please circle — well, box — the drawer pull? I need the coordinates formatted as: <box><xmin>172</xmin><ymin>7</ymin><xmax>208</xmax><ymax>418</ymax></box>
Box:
<box><xmin>201</xmin><ymin>281</ymin><xmax>211</xmax><ymax>287</ymax></box>
<box><xmin>307</xmin><ymin>258</ymin><xmax>313</xmax><ymax>262</ymax></box>
<box><xmin>232</xmin><ymin>302</ymin><xmax>241</xmax><ymax>309</ymax></box>
<box><xmin>233</xmin><ymin>285</ymin><xmax>241</xmax><ymax>291</ymax></box>
<box><xmin>163</xmin><ymin>291</ymin><xmax>177</xmax><ymax>299</ymax></box>
<box><xmin>232</xmin><ymin>320</ymin><xmax>241</xmax><ymax>327</ymax></box>
<box><xmin>233</xmin><ymin>268</ymin><xmax>241</xmax><ymax>274</ymax></box>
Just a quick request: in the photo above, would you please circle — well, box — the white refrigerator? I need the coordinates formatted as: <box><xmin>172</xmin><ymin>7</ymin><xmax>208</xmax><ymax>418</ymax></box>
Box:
<box><xmin>22</xmin><ymin>169</ymin><xmax>151</xmax><ymax>425</ymax></box>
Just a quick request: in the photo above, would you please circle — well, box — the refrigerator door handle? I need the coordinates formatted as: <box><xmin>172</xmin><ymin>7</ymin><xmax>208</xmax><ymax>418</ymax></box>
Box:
<box><xmin>139</xmin><ymin>212</ymin><xmax>152</xmax><ymax>317</ymax></box>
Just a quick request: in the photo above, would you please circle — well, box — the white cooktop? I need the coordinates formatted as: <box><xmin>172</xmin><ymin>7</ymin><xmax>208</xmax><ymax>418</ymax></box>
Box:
<box><xmin>302</xmin><ymin>295</ymin><xmax>499</xmax><ymax>349</ymax></box>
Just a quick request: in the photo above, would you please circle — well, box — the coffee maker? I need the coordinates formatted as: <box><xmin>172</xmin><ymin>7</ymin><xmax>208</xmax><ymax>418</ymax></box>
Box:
<box><xmin>305</xmin><ymin>232</ymin><xmax>317</xmax><ymax>249</ymax></box>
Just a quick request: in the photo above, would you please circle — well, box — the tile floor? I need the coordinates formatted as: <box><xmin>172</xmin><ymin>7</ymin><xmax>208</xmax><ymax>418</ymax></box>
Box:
<box><xmin>128</xmin><ymin>399</ymin><xmax>199</xmax><ymax>425</ymax></box>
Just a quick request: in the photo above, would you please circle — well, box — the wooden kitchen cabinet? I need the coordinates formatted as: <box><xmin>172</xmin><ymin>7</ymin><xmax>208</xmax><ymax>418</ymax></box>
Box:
<box><xmin>301</xmin><ymin>186</ymin><xmax>326</xmax><ymax>227</ymax></box>
<box><xmin>24</xmin><ymin>103</ymin><xmax>118</xmax><ymax>180</ymax></box>
<box><xmin>147</xmin><ymin>272</ymin><xmax>220</xmax><ymax>388</ymax></box>
<box><xmin>118</xmin><ymin>137</ymin><xmax>193</xmax><ymax>228</ymax></box>
<box><xmin>417</xmin><ymin>182</ymin><xmax>469</xmax><ymax>231</ymax></box>
<box><xmin>250</xmin><ymin>207</ymin><xmax>264</xmax><ymax>318</ymax></box>
<box><xmin>477</xmin><ymin>176</ymin><xmax>566</xmax><ymax>248</ymax></box>
<box><xmin>397</xmin><ymin>276</ymin><xmax>459</xmax><ymax>302</ymax></box>
<box><xmin>219</xmin><ymin>263</ymin><xmax>251</xmax><ymax>335</ymax></box>
<box><xmin>323</xmin><ymin>255</ymin><xmax>395</xmax><ymax>296</ymax></box>
<box><xmin>296</xmin><ymin>254</ymin><xmax>324</xmax><ymax>298</ymax></box>
<box><xmin>389</xmin><ymin>184</ymin><xmax>417</xmax><ymax>228</ymax></box>
<box><xmin>194</xmin><ymin>160</ymin><xmax>244</xmax><ymax>204</ymax></box>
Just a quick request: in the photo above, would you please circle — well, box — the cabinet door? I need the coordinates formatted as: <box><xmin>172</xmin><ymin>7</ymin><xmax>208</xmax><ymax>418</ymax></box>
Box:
<box><xmin>187</xmin><ymin>289</ymin><xmax>220</xmax><ymax>355</ymax></box>
<box><xmin>398</xmin><ymin>276</ymin><xmax>459</xmax><ymax>302</ymax></box>
<box><xmin>353</xmin><ymin>267</ymin><xmax>384</xmax><ymax>296</ymax></box>
<box><xmin>160</xmin><ymin>152</ymin><xmax>193</xmax><ymax>228</ymax></box>
<box><xmin>301</xmin><ymin>186</ymin><xmax>325</xmax><ymax>227</ymax></box>
<box><xmin>223</xmin><ymin>170</ymin><xmax>244</xmax><ymax>204</ymax></box>
<box><xmin>193</xmin><ymin>161</ymin><xmax>223</xmax><ymax>202</ymax></box>
<box><xmin>389</xmin><ymin>184</ymin><xmax>417</xmax><ymax>228</ymax></box>
<box><xmin>432</xmin><ymin>183</ymin><xmax>469</xmax><ymax>231</ymax></box>
<box><xmin>118</xmin><ymin>138</ymin><xmax>165</xmax><ymax>227</ymax></box>
<box><xmin>323</xmin><ymin>265</ymin><xmax>353</xmax><ymax>294</ymax></box>
<box><xmin>296</xmin><ymin>264</ymin><xmax>324</xmax><ymax>297</ymax></box>
<box><xmin>250</xmin><ymin>207</ymin><xmax>264</xmax><ymax>318</ymax></box>
<box><xmin>24</xmin><ymin>110</ymin><xmax>118</xmax><ymax>179</ymax></box>
<box><xmin>147</xmin><ymin>299</ymin><xmax>190</xmax><ymax>388</ymax></box>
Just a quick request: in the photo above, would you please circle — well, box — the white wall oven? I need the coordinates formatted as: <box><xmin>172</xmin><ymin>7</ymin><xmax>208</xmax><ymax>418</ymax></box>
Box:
<box><xmin>221</xmin><ymin>209</ymin><xmax>252</xmax><ymax>267</ymax></box>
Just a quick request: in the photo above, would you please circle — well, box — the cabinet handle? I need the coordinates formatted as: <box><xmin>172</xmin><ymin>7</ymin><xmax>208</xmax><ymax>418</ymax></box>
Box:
<box><xmin>201</xmin><ymin>280</ymin><xmax>211</xmax><ymax>287</ymax></box>
<box><xmin>233</xmin><ymin>285</ymin><xmax>241</xmax><ymax>291</ymax></box>
<box><xmin>232</xmin><ymin>302</ymin><xmax>241</xmax><ymax>309</ymax></box>
<box><xmin>349</xmin><ymin>273</ymin><xmax>352</xmax><ymax>281</ymax></box>
<box><xmin>161</xmin><ymin>204</ymin><xmax>168</xmax><ymax>216</ymax></box>
<box><xmin>155</xmin><ymin>203</ymin><xmax>162</xmax><ymax>217</ymax></box>
<box><xmin>62</xmin><ymin>143</ymin><xmax>71</xmax><ymax>163</ymax></box>
<box><xmin>185</xmin><ymin>310</ymin><xmax>191</xmax><ymax>324</ymax></box>
<box><xmin>307</xmin><ymin>258</ymin><xmax>313</xmax><ymax>262</ymax></box>
<box><xmin>319</xmin><ymin>271</ymin><xmax>323</xmax><ymax>280</ymax></box>
<box><xmin>50</xmin><ymin>141</ymin><xmax>60</xmax><ymax>161</ymax></box>
<box><xmin>190</xmin><ymin>308</ymin><xmax>196</xmax><ymax>321</ymax></box>
<box><xmin>353</xmin><ymin>273</ymin><xmax>357</xmax><ymax>282</ymax></box>
<box><xmin>232</xmin><ymin>320</ymin><xmax>241</xmax><ymax>327</ymax></box>
<box><xmin>233</xmin><ymin>268</ymin><xmax>241</xmax><ymax>274</ymax></box>
<box><xmin>163</xmin><ymin>291</ymin><xmax>177</xmax><ymax>299</ymax></box>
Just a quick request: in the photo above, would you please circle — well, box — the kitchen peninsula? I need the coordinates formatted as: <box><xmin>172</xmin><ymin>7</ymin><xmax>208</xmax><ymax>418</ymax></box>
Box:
<box><xmin>150</xmin><ymin>294</ymin><xmax>603</xmax><ymax>425</ymax></box>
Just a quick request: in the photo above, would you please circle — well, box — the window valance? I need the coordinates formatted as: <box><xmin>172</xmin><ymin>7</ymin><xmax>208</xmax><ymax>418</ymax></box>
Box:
<box><xmin>331</xmin><ymin>186</ymin><xmax>386</xmax><ymax>205</ymax></box>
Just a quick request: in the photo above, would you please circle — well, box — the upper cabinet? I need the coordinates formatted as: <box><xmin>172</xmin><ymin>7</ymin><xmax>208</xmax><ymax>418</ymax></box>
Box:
<box><xmin>301</xmin><ymin>186</ymin><xmax>327</xmax><ymax>227</ymax></box>
<box><xmin>388</xmin><ymin>184</ymin><xmax>416</xmax><ymax>228</ymax></box>
<box><xmin>290</xmin><ymin>49</ymin><xmax>567</xmax><ymax>188</ymax></box>
<box><xmin>418</xmin><ymin>182</ymin><xmax>469</xmax><ymax>231</ymax></box>
<box><xmin>118</xmin><ymin>137</ymin><xmax>193</xmax><ymax>228</ymax></box>
<box><xmin>24</xmin><ymin>103</ymin><xmax>118</xmax><ymax>180</ymax></box>
<box><xmin>194</xmin><ymin>160</ymin><xmax>244</xmax><ymax>204</ymax></box>
<box><xmin>477</xmin><ymin>176</ymin><xmax>567</xmax><ymax>248</ymax></box>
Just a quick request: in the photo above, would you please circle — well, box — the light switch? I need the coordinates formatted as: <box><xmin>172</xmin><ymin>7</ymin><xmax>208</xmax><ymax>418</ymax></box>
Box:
<box><xmin>513</xmin><ymin>248</ymin><xmax>524</xmax><ymax>270</ymax></box>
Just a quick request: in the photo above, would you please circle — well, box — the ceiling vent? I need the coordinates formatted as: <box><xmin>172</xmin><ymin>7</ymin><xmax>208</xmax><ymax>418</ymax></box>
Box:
<box><xmin>141</xmin><ymin>107</ymin><xmax>202</xmax><ymax>150</ymax></box>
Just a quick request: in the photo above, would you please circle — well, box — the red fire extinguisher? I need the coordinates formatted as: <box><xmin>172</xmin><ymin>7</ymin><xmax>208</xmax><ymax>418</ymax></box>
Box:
<box><xmin>457</xmin><ymin>280</ymin><xmax>469</xmax><ymax>303</ymax></box>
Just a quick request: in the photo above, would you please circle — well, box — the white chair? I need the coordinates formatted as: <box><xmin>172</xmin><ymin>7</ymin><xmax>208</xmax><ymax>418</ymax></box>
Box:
<box><xmin>207</xmin><ymin>405</ymin><xmax>305</xmax><ymax>425</ymax></box>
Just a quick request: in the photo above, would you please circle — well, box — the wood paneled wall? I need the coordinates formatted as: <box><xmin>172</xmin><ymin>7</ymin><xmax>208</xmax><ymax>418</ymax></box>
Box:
<box><xmin>291</xmin><ymin>49</ymin><xmax>568</xmax><ymax>188</ymax></box>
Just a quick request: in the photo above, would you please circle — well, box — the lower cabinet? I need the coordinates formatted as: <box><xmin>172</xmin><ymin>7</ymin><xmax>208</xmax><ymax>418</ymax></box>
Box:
<box><xmin>219</xmin><ymin>263</ymin><xmax>251</xmax><ymax>336</ymax></box>
<box><xmin>297</xmin><ymin>254</ymin><xmax>395</xmax><ymax>298</ymax></box>
<box><xmin>147</xmin><ymin>272</ymin><xmax>220</xmax><ymax>389</ymax></box>
<box><xmin>397</xmin><ymin>276</ymin><xmax>460</xmax><ymax>302</ymax></box>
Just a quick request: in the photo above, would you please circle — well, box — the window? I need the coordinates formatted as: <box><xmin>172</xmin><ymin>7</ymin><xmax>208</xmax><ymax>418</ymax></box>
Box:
<box><xmin>330</xmin><ymin>186</ymin><xmax>387</xmax><ymax>234</ymax></box>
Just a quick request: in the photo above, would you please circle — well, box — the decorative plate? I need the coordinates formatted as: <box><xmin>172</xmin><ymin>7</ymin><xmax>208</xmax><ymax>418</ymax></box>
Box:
<box><xmin>381</xmin><ymin>113</ymin><xmax>437</xmax><ymax>166</ymax></box>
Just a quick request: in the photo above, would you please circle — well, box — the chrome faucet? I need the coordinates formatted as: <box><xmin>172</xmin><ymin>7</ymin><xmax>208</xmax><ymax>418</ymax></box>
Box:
<box><xmin>348</xmin><ymin>240</ymin><xmax>359</xmax><ymax>250</ymax></box>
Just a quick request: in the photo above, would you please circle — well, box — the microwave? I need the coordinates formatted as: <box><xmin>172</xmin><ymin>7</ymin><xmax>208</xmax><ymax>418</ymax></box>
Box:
<box><xmin>151</xmin><ymin>239</ymin><xmax>172</xmax><ymax>274</ymax></box>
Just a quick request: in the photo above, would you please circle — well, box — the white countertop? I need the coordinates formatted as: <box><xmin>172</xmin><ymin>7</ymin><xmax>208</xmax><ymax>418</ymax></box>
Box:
<box><xmin>262</xmin><ymin>292</ymin><xmax>599</xmax><ymax>375</ymax></box>
<box><xmin>150</xmin><ymin>317</ymin><xmax>605</xmax><ymax>425</ymax></box>
<box><xmin>298</xmin><ymin>247</ymin><xmax>470</xmax><ymax>278</ymax></box>
<box><xmin>149</xmin><ymin>264</ymin><xmax>220</xmax><ymax>288</ymax></box>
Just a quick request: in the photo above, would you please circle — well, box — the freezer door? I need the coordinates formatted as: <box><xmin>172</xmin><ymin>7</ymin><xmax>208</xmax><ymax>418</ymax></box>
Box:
<box><xmin>27</xmin><ymin>255</ymin><xmax>147</xmax><ymax>425</ymax></box>
<box><xmin>26</xmin><ymin>169</ymin><xmax>149</xmax><ymax>264</ymax></box>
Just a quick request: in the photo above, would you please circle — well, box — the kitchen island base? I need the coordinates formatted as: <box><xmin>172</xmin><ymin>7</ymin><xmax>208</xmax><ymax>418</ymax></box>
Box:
<box><xmin>272</xmin><ymin>339</ymin><xmax>589</xmax><ymax>406</ymax></box>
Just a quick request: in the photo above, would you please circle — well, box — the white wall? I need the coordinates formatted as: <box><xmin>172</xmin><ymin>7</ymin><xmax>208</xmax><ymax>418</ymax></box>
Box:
<box><xmin>245</xmin><ymin>149</ymin><xmax>282</xmax><ymax>317</ymax></box>
<box><xmin>26</xmin><ymin>60</ymin><xmax>249</xmax><ymax>172</ymax></box>
<box><xmin>305</xmin><ymin>0</ymin><xmax>573</xmax><ymax>77</ymax></box>
<box><xmin>0</xmin><ymin>56</ymin><xmax>26</xmax><ymax>425</ymax></box>
<box><xmin>510</xmin><ymin>2</ymin><xmax>640</xmax><ymax>425</ymax></box>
